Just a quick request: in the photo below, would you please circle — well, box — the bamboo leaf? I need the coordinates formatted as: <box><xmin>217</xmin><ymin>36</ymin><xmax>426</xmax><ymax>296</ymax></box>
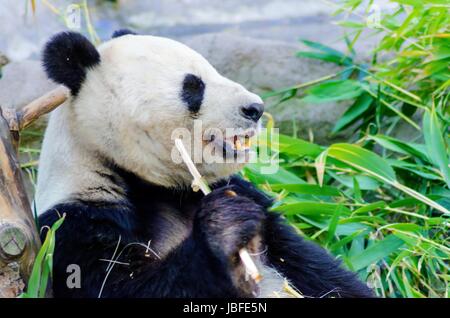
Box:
<box><xmin>328</xmin><ymin>143</ymin><xmax>397</xmax><ymax>181</ymax></box>
<box><xmin>272</xmin><ymin>202</ymin><xmax>351</xmax><ymax>216</ymax></box>
<box><xmin>353</xmin><ymin>201</ymin><xmax>387</xmax><ymax>214</ymax></box>
<box><xmin>296</xmin><ymin>52</ymin><xmax>353</xmax><ymax>66</ymax></box>
<box><xmin>315</xmin><ymin>149</ymin><xmax>328</xmax><ymax>187</ymax></box>
<box><xmin>21</xmin><ymin>216</ymin><xmax>65</xmax><ymax>298</ymax></box>
<box><xmin>423</xmin><ymin>108</ymin><xmax>450</xmax><ymax>188</ymax></box>
<box><xmin>369</xmin><ymin>135</ymin><xmax>430</xmax><ymax>163</ymax></box>
<box><xmin>329</xmin><ymin>230</ymin><xmax>366</xmax><ymax>252</ymax></box>
<box><xmin>349</xmin><ymin>235</ymin><xmax>405</xmax><ymax>271</ymax></box>
<box><xmin>326</xmin><ymin>206</ymin><xmax>344</xmax><ymax>244</ymax></box>
<box><xmin>327</xmin><ymin>144</ymin><xmax>450</xmax><ymax>215</ymax></box>
<box><xmin>269</xmin><ymin>183</ymin><xmax>341</xmax><ymax>196</ymax></box>
<box><xmin>299</xmin><ymin>39</ymin><xmax>349</xmax><ymax>58</ymax></box>
<box><xmin>275</xmin><ymin>134</ymin><xmax>324</xmax><ymax>157</ymax></box>
<box><xmin>303</xmin><ymin>80</ymin><xmax>364</xmax><ymax>103</ymax></box>
<box><xmin>332</xmin><ymin>93</ymin><xmax>373</xmax><ymax>134</ymax></box>
<box><xmin>244</xmin><ymin>164</ymin><xmax>305</xmax><ymax>185</ymax></box>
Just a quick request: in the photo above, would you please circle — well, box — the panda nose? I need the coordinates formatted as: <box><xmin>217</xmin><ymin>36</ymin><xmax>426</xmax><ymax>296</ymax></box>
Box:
<box><xmin>239</xmin><ymin>103</ymin><xmax>264</xmax><ymax>122</ymax></box>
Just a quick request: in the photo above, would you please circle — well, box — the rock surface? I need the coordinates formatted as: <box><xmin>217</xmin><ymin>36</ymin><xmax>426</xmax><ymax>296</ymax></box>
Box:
<box><xmin>0</xmin><ymin>0</ymin><xmax>388</xmax><ymax>60</ymax></box>
<box><xmin>0</xmin><ymin>60</ymin><xmax>57</xmax><ymax>110</ymax></box>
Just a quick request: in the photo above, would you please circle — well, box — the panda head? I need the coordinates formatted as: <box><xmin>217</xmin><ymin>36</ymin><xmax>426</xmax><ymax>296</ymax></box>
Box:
<box><xmin>42</xmin><ymin>30</ymin><xmax>264</xmax><ymax>188</ymax></box>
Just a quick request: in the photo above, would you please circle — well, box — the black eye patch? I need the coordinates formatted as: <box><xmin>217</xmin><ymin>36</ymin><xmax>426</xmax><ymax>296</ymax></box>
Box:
<box><xmin>181</xmin><ymin>74</ymin><xmax>205</xmax><ymax>113</ymax></box>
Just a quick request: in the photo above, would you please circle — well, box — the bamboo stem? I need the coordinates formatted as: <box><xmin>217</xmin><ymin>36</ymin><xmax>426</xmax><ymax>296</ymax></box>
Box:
<box><xmin>238</xmin><ymin>249</ymin><xmax>262</xmax><ymax>283</ymax></box>
<box><xmin>174</xmin><ymin>139</ymin><xmax>211</xmax><ymax>194</ymax></box>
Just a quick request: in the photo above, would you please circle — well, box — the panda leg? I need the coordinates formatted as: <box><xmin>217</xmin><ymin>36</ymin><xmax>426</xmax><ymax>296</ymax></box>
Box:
<box><xmin>264</xmin><ymin>212</ymin><xmax>374</xmax><ymax>298</ymax></box>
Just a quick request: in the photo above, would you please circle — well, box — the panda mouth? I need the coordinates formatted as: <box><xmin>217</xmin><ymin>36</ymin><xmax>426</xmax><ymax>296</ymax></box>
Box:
<box><xmin>208</xmin><ymin>129</ymin><xmax>255</xmax><ymax>158</ymax></box>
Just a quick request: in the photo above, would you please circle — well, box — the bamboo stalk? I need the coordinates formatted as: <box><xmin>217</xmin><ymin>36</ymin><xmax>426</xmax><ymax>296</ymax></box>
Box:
<box><xmin>174</xmin><ymin>138</ymin><xmax>262</xmax><ymax>283</ymax></box>
<box><xmin>174</xmin><ymin>139</ymin><xmax>211</xmax><ymax>194</ymax></box>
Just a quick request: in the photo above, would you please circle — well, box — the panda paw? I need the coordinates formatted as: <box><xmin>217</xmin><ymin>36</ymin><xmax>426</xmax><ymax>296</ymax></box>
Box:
<box><xmin>214</xmin><ymin>175</ymin><xmax>273</xmax><ymax>209</ymax></box>
<box><xmin>195</xmin><ymin>185</ymin><xmax>266</xmax><ymax>263</ymax></box>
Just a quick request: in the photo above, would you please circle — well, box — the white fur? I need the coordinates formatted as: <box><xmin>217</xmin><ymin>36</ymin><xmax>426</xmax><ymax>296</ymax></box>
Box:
<box><xmin>35</xmin><ymin>35</ymin><xmax>262</xmax><ymax>213</ymax></box>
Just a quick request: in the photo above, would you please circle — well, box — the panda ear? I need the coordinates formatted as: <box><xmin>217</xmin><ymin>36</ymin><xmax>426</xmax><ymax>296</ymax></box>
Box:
<box><xmin>112</xmin><ymin>29</ymin><xmax>137</xmax><ymax>38</ymax></box>
<box><xmin>42</xmin><ymin>32</ymin><xmax>100</xmax><ymax>96</ymax></box>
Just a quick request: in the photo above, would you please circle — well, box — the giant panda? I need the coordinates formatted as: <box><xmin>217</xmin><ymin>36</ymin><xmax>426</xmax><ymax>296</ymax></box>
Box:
<box><xmin>35</xmin><ymin>30</ymin><xmax>373</xmax><ymax>298</ymax></box>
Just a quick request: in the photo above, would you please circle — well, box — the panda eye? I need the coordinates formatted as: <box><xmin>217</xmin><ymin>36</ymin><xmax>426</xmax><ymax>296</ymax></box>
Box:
<box><xmin>181</xmin><ymin>73</ymin><xmax>205</xmax><ymax>113</ymax></box>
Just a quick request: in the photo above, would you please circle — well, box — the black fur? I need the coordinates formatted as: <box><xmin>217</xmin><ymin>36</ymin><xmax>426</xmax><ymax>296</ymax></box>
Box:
<box><xmin>38</xmin><ymin>164</ymin><xmax>373</xmax><ymax>298</ymax></box>
<box><xmin>181</xmin><ymin>74</ymin><xmax>205</xmax><ymax>113</ymax></box>
<box><xmin>39</xmin><ymin>201</ymin><xmax>237</xmax><ymax>298</ymax></box>
<box><xmin>42</xmin><ymin>32</ymin><xmax>100</xmax><ymax>95</ymax></box>
<box><xmin>112</xmin><ymin>29</ymin><xmax>137</xmax><ymax>38</ymax></box>
<box><xmin>196</xmin><ymin>185</ymin><xmax>266</xmax><ymax>263</ymax></box>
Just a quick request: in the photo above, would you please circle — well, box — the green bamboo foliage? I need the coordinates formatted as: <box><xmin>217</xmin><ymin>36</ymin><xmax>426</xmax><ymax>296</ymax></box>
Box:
<box><xmin>249</xmin><ymin>0</ymin><xmax>449</xmax><ymax>298</ymax></box>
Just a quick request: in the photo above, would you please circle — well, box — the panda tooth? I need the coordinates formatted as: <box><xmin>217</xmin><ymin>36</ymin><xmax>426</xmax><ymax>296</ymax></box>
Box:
<box><xmin>244</xmin><ymin>136</ymin><xmax>251</xmax><ymax>148</ymax></box>
<box><xmin>234</xmin><ymin>138</ymin><xmax>242</xmax><ymax>151</ymax></box>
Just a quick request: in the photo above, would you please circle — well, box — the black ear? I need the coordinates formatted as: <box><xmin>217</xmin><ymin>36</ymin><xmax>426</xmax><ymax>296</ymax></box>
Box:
<box><xmin>42</xmin><ymin>32</ymin><xmax>100</xmax><ymax>96</ymax></box>
<box><xmin>112</xmin><ymin>29</ymin><xmax>137</xmax><ymax>38</ymax></box>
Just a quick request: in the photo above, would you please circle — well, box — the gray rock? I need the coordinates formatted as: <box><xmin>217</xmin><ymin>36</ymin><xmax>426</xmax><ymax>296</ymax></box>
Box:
<box><xmin>0</xmin><ymin>60</ymin><xmax>57</xmax><ymax>110</ymax></box>
<box><xmin>116</xmin><ymin>0</ymin><xmax>385</xmax><ymax>52</ymax></box>
<box><xmin>0</xmin><ymin>0</ymin><xmax>387</xmax><ymax>61</ymax></box>
<box><xmin>183</xmin><ymin>33</ymin><xmax>351</xmax><ymax>144</ymax></box>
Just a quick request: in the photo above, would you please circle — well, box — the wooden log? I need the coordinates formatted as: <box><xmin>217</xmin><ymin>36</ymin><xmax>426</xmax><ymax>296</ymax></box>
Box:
<box><xmin>0</xmin><ymin>86</ymin><xmax>68</xmax><ymax>297</ymax></box>
<box><xmin>0</xmin><ymin>111</ymin><xmax>38</xmax><ymax>297</ymax></box>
